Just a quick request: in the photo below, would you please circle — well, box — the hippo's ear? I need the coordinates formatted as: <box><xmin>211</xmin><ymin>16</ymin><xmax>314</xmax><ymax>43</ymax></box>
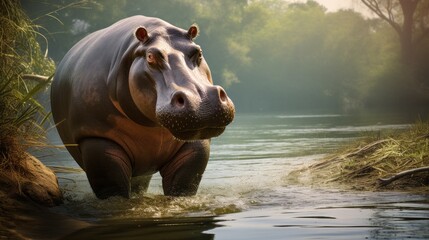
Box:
<box><xmin>187</xmin><ymin>24</ymin><xmax>199</xmax><ymax>40</ymax></box>
<box><xmin>135</xmin><ymin>26</ymin><xmax>149</xmax><ymax>43</ymax></box>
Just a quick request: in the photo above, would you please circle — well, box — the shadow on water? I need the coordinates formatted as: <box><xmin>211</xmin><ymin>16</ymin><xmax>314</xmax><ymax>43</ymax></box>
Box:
<box><xmin>62</xmin><ymin>216</ymin><xmax>220</xmax><ymax>240</ymax></box>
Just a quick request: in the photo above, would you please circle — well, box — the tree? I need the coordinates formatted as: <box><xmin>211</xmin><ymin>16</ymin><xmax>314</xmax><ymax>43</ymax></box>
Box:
<box><xmin>360</xmin><ymin>0</ymin><xmax>429</xmax><ymax>65</ymax></box>
<box><xmin>22</xmin><ymin>0</ymin><xmax>423</xmax><ymax>112</ymax></box>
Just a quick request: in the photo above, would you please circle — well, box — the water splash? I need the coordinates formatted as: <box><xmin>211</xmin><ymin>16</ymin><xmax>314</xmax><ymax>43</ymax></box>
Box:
<box><xmin>59</xmin><ymin>190</ymin><xmax>245</xmax><ymax>221</ymax></box>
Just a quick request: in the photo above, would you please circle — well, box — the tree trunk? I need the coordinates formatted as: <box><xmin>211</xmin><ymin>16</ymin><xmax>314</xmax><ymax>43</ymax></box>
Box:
<box><xmin>399</xmin><ymin>0</ymin><xmax>419</xmax><ymax>64</ymax></box>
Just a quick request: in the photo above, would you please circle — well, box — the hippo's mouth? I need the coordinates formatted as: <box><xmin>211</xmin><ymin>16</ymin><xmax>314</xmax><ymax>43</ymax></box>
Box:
<box><xmin>169</xmin><ymin>127</ymin><xmax>226</xmax><ymax>141</ymax></box>
<box><xmin>156</xmin><ymin>107</ymin><xmax>234</xmax><ymax>141</ymax></box>
<box><xmin>156</xmin><ymin>96</ymin><xmax>235</xmax><ymax>141</ymax></box>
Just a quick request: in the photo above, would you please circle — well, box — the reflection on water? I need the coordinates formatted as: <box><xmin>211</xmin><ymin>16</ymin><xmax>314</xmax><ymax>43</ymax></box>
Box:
<box><xmin>63</xmin><ymin>216</ymin><xmax>220</xmax><ymax>240</ymax></box>
<box><xmin>35</xmin><ymin>113</ymin><xmax>429</xmax><ymax>239</ymax></box>
<box><xmin>212</xmin><ymin>196</ymin><xmax>429</xmax><ymax>240</ymax></box>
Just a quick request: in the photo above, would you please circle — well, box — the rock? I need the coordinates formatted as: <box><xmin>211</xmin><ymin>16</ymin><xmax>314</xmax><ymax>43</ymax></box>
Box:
<box><xmin>0</xmin><ymin>153</ymin><xmax>70</xmax><ymax>238</ymax></box>
<box><xmin>21</xmin><ymin>153</ymin><xmax>63</xmax><ymax>206</ymax></box>
<box><xmin>0</xmin><ymin>153</ymin><xmax>63</xmax><ymax>207</ymax></box>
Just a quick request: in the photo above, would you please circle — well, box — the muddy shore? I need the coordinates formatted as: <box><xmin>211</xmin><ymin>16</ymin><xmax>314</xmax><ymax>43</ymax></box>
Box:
<box><xmin>0</xmin><ymin>154</ymin><xmax>89</xmax><ymax>239</ymax></box>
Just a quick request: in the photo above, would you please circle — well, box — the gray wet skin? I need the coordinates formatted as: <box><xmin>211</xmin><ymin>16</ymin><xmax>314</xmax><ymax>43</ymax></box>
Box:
<box><xmin>51</xmin><ymin>15</ymin><xmax>235</xmax><ymax>199</ymax></box>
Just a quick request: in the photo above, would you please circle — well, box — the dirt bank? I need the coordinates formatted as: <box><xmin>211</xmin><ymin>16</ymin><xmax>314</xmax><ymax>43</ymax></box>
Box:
<box><xmin>0</xmin><ymin>153</ymin><xmax>89</xmax><ymax>239</ymax></box>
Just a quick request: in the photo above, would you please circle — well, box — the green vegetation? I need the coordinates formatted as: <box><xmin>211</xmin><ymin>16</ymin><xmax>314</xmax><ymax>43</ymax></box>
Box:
<box><xmin>7</xmin><ymin>0</ymin><xmax>428</xmax><ymax>192</ymax></box>
<box><xmin>288</xmin><ymin>122</ymin><xmax>429</xmax><ymax>192</ymax></box>
<box><xmin>0</xmin><ymin>0</ymin><xmax>54</xmax><ymax>171</ymax></box>
<box><xmin>21</xmin><ymin>0</ymin><xmax>429</xmax><ymax>113</ymax></box>
<box><xmin>0</xmin><ymin>6</ymin><xmax>62</xmax><ymax>239</ymax></box>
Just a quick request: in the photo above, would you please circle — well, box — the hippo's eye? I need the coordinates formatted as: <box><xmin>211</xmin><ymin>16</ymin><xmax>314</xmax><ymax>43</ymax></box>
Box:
<box><xmin>146</xmin><ymin>49</ymin><xmax>167</xmax><ymax>69</ymax></box>
<box><xmin>197</xmin><ymin>51</ymin><xmax>203</xmax><ymax>66</ymax></box>
<box><xmin>146</xmin><ymin>52</ymin><xmax>156</xmax><ymax>65</ymax></box>
<box><xmin>190</xmin><ymin>48</ymin><xmax>203</xmax><ymax>66</ymax></box>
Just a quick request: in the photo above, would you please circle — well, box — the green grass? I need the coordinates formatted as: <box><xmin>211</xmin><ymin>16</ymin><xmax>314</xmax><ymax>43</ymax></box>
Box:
<box><xmin>0</xmin><ymin>0</ymin><xmax>55</xmax><ymax>169</ymax></box>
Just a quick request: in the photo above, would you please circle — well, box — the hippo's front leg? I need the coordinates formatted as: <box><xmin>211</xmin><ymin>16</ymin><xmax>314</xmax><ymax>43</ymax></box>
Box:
<box><xmin>80</xmin><ymin>138</ymin><xmax>132</xmax><ymax>199</ymax></box>
<box><xmin>160</xmin><ymin>140</ymin><xmax>210</xmax><ymax>196</ymax></box>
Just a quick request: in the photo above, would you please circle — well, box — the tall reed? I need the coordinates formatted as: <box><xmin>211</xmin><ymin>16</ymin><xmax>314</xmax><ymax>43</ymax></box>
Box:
<box><xmin>0</xmin><ymin>0</ymin><xmax>55</xmax><ymax>169</ymax></box>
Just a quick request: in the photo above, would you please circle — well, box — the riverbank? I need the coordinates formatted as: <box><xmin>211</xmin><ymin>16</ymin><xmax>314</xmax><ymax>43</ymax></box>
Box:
<box><xmin>0</xmin><ymin>153</ymin><xmax>89</xmax><ymax>239</ymax></box>
<box><xmin>287</xmin><ymin>121</ymin><xmax>429</xmax><ymax>193</ymax></box>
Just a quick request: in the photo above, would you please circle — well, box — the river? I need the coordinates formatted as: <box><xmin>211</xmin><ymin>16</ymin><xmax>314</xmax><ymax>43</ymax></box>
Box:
<box><xmin>37</xmin><ymin>113</ymin><xmax>429</xmax><ymax>239</ymax></box>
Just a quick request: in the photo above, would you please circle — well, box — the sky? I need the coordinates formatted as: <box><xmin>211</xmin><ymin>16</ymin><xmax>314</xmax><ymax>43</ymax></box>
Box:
<box><xmin>287</xmin><ymin>0</ymin><xmax>375</xmax><ymax>18</ymax></box>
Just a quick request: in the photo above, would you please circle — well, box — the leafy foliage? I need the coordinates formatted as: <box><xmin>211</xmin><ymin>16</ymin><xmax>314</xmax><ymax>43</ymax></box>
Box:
<box><xmin>0</xmin><ymin>0</ymin><xmax>55</xmax><ymax>164</ymax></box>
<box><xmin>20</xmin><ymin>0</ymin><xmax>429</xmax><ymax>113</ymax></box>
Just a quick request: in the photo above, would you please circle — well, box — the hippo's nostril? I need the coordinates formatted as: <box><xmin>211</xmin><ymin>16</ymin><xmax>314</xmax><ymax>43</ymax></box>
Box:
<box><xmin>177</xmin><ymin>96</ymin><xmax>185</xmax><ymax>106</ymax></box>
<box><xmin>171</xmin><ymin>91</ymin><xmax>187</xmax><ymax>108</ymax></box>
<box><xmin>219</xmin><ymin>88</ymin><xmax>227</xmax><ymax>103</ymax></box>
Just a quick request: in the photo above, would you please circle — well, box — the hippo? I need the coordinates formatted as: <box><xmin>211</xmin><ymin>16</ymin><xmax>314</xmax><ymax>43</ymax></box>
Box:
<box><xmin>51</xmin><ymin>16</ymin><xmax>235</xmax><ymax>199</ymax></box>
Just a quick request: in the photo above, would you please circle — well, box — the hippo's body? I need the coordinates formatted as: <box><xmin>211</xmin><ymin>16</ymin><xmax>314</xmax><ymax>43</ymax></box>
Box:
<box><xmin>51</xmin><ymin>16</ymin><xmax>234</xmax><ymax>199</ymax></box>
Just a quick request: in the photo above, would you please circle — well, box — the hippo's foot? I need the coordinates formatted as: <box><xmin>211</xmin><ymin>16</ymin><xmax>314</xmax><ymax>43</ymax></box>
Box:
<box><xmin>80</xmin><ymin>138</ymin><xmax>132</xmax><ymax>199</ymax></box>
<box><xmin>160</xmin><ymin>140</ymin><xmax>210</xmax><ymax>196</ymax></box>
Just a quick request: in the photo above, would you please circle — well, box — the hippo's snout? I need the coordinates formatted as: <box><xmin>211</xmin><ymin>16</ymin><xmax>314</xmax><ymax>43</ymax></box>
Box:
<box><xmin>157</xmin><ymin>85</ymin><xmax>235</xmax><ymax>140</ymax></box>
<box><xmin>170</xmin><ymin>86</ymin><xmax>229</xmax><ymax>111</ymax></box>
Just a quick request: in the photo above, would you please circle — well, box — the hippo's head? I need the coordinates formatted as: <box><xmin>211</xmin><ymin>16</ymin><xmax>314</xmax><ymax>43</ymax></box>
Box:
<box><xmin>123</xmin><ymin>23</ymin><xmax>234</xmax><ymax>141</ymax></box>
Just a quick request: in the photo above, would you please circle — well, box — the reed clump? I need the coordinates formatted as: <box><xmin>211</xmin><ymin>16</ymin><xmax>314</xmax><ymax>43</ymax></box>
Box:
<box><xmin>0</xmin><ymin>0</ymin><xmax>64</xmax><ymax>211</ymax></box>
<box><xmin>289</xmin><ymin>121</ymin><xmax>429</xmax><ymax>192</ymax></box>
<box><xmin>1</xmin><ymin>0</ymin><xmax>54</xmax><ymax>168</ymax></box>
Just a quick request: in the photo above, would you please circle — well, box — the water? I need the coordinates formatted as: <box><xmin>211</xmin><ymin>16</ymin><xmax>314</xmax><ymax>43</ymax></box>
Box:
<box><xmin>36</xmin><ymin>113</ymin><xmax>429</xmax><ymax>239</ymax></box>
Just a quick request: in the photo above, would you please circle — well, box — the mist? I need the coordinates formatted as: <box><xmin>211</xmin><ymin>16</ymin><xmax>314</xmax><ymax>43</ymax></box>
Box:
<box><xmin>21</xmin><ymin>0</ymin><xmax>429</xmax><ymax>114</ymax></box>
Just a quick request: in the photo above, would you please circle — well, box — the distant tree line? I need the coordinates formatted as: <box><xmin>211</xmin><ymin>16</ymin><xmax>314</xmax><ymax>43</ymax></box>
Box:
<box><xmin>21</xmin><ymin>0</ymin><xmax>429</xmax><ymax>113</ymax></box>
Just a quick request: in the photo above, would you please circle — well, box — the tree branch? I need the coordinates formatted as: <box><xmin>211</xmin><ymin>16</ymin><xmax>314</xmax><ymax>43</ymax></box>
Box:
<box><xmin>361</xmin><ymin>0</ymin><xmax>402</xmax><ymax>35</ymax></box>
<box><xmin>22</xmin><ymin>74</ymin><xmax>50</xmax><ymax>83</ymax></box>
<box><xmin>378</xmin><ymin>166</ymin><xmax>429</xmax><ymax>186</ymax></box>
